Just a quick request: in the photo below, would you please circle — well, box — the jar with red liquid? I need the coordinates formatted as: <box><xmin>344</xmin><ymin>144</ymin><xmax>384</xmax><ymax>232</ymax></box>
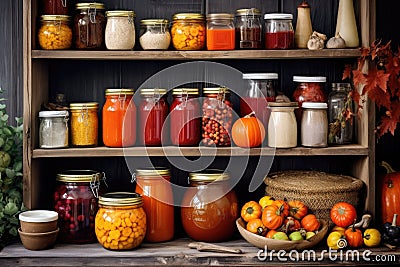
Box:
<box><xmin>54</xmin><ymin>170</ymin><xmax>106</xmax><ymax>243</ymax></box>
<box><xmin>138</xmin><ymin>88</ymin><xmax>169</xmax><ymax>146</ymax></box>
<box><xmin>181</xmin><ymin>170</ymin><xmax>238</xmax><ymax>242</ymax></box>
<box><xmin>235</xmin><ymin>8</ymin><xmax>262</xmax><ymax>49</ymax></box>
<box><xmin>170</xmin><ymin>88</ymin><xmax>201</xmax><ymax>146</ymax></box>
<box><xmin>264</xmin><ymin>13</ymin><xmax>294</xmax><ymax>49</ymax></box>
<box><xmin>202</xmin><ymin>87</ymin><xmax>232</xmax><ymax>146</ymax></box>
<box><xmin>43</xmin><ymin>0</ymin><xmax>70</xmax><ymax>15</ymax></box>
<box><xmin>206</xmin><ymin>13</ymin><xmax>235</xmax><ymax>50</ymax></box>
<box><xmin>133</xmin><ymin>167</ymin><xmax>174</xmax><ymax>242</ymax></box>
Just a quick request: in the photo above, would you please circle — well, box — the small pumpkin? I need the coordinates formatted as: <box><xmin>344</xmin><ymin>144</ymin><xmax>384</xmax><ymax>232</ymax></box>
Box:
<box><xmin>272</xmin><ymin>199</ymin><xmax>290</xmax><ymax>217</ymax></box>
<box><xmin>327</xmin><ymin>231</ymin><xmax>346</xmax><ymax>250</ymax></box>
<box><xmin>246</xmin><ymin>218</ymin><xmax>267</xmax><ymax>235</ymax></box>
<box><xmin>231</xmin><ymin>112</ymin><xmax>265</xmax><ymax>148</ymax></box>
<box><xmin>241</xmin><ymin>201</ymin><xmax>262</xmax><ymax>222</ymax></box>
<box><xmin>330</xmin><ymin>202</ymin><xmax>357</xmax><ymax>227</ymax></box>
<box><xmin>261</xmin><ymin>204</ymin><xmax>285</xmax><ymax>230</ymax></box>
<box><xmin>379</xmin><ymin>161</ymin><xmax>400</xmax><ymax>225</ymax></box>
<box><xmin>288</xmin><ymin>200</ymin><xmax>308</xmax><ymax>220</ymax></box>
<box><xmin>363</xmin><ymin>228</ymin><xmax>381</xmax><ymax>247</ymax></box>
<box><xmin>259</xmin><ymin>195</ymin><xmax>275</xmax><ymax>209</ymax></box>
<box><xmin>301</xmin><ymin>214</ymin><xmax>320</xmax><ymax>232</ymax></box>
<box><xmin>344</xmin><ymin>220</ymin><xmax>364</xmax><ymax>248</ymax></box>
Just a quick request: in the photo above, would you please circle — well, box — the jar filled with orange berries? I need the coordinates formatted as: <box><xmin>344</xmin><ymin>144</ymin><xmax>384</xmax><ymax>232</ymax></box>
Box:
<box><xmin>95</xmin><ymin>192</ymin><xmax>146</xmax><ymax>250</ymax></box>
<box><xmin>171</xmin><ymin>13</ymin><xmax>205</xmax><ymax>50</ymax></box>
<box><xmin>38</xmin><ymin>15</ymin><xmax>72</xmax><ymax>50</ymax></box>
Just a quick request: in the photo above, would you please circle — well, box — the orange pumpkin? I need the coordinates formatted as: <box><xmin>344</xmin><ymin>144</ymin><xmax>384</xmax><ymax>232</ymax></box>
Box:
<box><xmin>301</xmin><ymin>214</ymin><xmax>320</xmax><ymax>232</ymax></box>
<box><xmin>231</xmin><ymin>112</ymin><xmax>265</xmax><ymax>148</ymax></box>
<box><xmin>344</xmin><ymin>221</ymin><xmax>364</xmax><ymax>248</ymax></box>
<box><xmin>288</xmin><ymin>200</ymin><xmax>308</xmax><ymax>220</ymax></box>
<box><xmin>246</xmin><ymin>218</ymin><xmax>267</xmax><ymax>236</ymax></box>
<box><xmin>272</xmin><ymin>199</ymin><xmax>290</xmax><ymax>217</ymax></box>
<box><xmin>261</xmin><ymin>204</ymin><xmax>285</xmax><ymax>230</ymax></box>
<box><xmin>241</xmin><ymin>201</ymin><xmax>262</xmax><ymax>222</ymax></box>
<box><xmin>379</xmin><ymin>161</ymin><xmax>400</xmax><ymax>225</ymax></box>
<box><xmin>330</xmin><ymin>202</ymin><xmax>357</xmax><ymax>228</ymax></box>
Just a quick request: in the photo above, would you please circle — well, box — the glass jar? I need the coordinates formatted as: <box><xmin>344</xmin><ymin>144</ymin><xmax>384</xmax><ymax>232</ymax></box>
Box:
<box><xmin>38</xmin><ymin>15</ymin><xmax>72</xmax><ymax>50</ymax></box>
<box><xmin>301</xmin><ymin>102</ymin><xmax>328</xmax><ymax>147</ymax></box>
<box><xmin>328</xmin><ymin>83</ymin><xmax>354</xmax><ymax>145</ymax></box>
<box><xmin>54</xmin><ymin>170</ymin><xmax>104</xmax><ymax>243</ymax></box>
<box><xmin>139</xmin><ymin>19</ymin><xmax>171</xmax><ymax>50</ymax></box>
<box><xmin>181</xmin><ymin>170</ymin><xmax>238</xmax><ymax>242</ymax></box>
<box><xmin>268</xmin><ymin>102</ymin><xmax>298</xmax><ymax>148</ymax></box>
<box><xmin>39</xmin><ymin>110</ymin><xmax>69</xmax><ymax>148</ymax></box>
<box><xmin>133</xmin><ymin>168</ymin><xmax>174</xmax><ymax>242</ymax></box>
<box><xmin>171</xmin><ymin>13</ymin><xmax>205</xmax><ymax>50</ymax></box>
<box><xmin>206</xmin><ymin>13</ymin><xmax>235</xmax><ymax>50</ymax></box>
<box><xmin>138</xmin><ymin>88</ymin><xmax>169</xmax><ymax>146</ymax></box>
<box><xmin>241</xmin><ymin>73</ymin><xmax>278</xmax><ymax>130</ymax></box>
<box><xmin>170</xmin><ymin>88</ymin><xmax>201</xmax><ymax>146</ymax></box>
<box><xmin>235</xmin><ymin>8</ymin><xmax>262</xmax><ymax>49</ymax></box>
<box><xmin>102</xmin><ymin>89</ymin><xmax>136</xmax><ymax>147</ymax></box>
<box><xmin>95</xmin><ymin>192</ymin><xmax>146</xmax><ymax>250</ymax></box>
<box><xmin>105</xmin><ymin>10</ymin><xmax>136</xmax><ymax>50</ymax></box>
<box><xmin>74</xmin><ymin>2</ymin><xmax>105</xmax><ymax>49</ymax></box>
<box><xmin>70</xmin><ymin>102</ymin><xmax>99</xmax><ymax>147</ymax></box>
<box><xmin>264</xmin><ymin>13</ymin><xmax>294</xmax><ymax>49</ymax></box>
<box><xmin>202</xmin><ymin>87</ymin><xmax>232</xmax><ymax>146</ymax></box>
<box><xmin>42</xmin><ymin>0</ymin><xmax>70</xmax><ymax>15</ymax></box>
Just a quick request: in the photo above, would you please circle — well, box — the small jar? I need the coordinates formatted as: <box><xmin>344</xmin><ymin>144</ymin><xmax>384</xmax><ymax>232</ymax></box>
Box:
<box><xmin>139</xmin><ymin>19</ymin><xmax>171</xmax><ymax>50</ymax></box>
<box><xmin>202</xmin><ymin>87</ymin><xmax>232</xmax><ymax>146</ymax></box>
<box><xmin>95</xmin><ymin>192</ymin><xmax>146</xmax><ymax>250</ymax></box>
<box><xmin>105</xmin><ymin>10</ymin><xmax>136</xmax><ymax>50</ymax></box>
<box><xmin>42</xmin><ymin>0</ymin><xmax>70</xmax><ymax>15</ymax></box>
<box><xmin>267</xmin><ymin>102</ymin><xmax>298</xmax><ymax>148</ymax></box>
<box><xmin>138</xmin><ymin>88</ymin><xmax>169</xmax><ymax>146</ymax></box>
<box><xmin>102</xmin><ymin>89</ymin><xmax>136</xmax><ymax>147</ymax></box>
<box><xmin>264</xmin><ymin>13</ymin><xmax>294</xmax><ymax>49</ymax></box>
<box><xmin>54</xmin><ymin>170</ymin><xmax>104</xmax><ymax>243</ymax></box>
<box><xmin>206</xmin><ymin>13</ymin><xmax>235</xmax><ymax>50</ymax></box>
<box><xmin>39</xmin><ymin>110</ymin><xmax>69</xmax><ymax>148</ymax></box>
<box><xmin>70</xmin><ymin>102</ymin><xmax>99</xmax><ymax>147</ymax></box>
<box><xmin>235</xmin><ymin>8</ymin><xmax>262</xmax><ymax>49</ymax></box>
<box><xmin>328</xmin><ymin>83</ymin><xmax>354</xmax><ymax>144</ymax></box>
<box><xmin>301</xmin><ymin>102</ymin><xmax>328</xmax><ymax>147</ymax></box>
<box><xmin>38</xmin><ymin>15</ymin><xmax>72</xmax><ymax>50</ymax></box>
<box><xmin>133</xmin><ymin>168</ymin><xmax>174</xmax><ymax>242</ymax></box>
<box><xmin>74</xmin><ymin>2</ymin><xmax>106</xmax><ymax>49</ymax></box>
<box><xmin>171</xmin><ymin>13</ymin><xmax>205</xmax><ymax>50</ymax></box>
<box><xmin>181</xmin><ymin>170</ymin><xmax>238</xmax><ymax>242</ymax></box>
<box><xmin>170</xmin><ymin>88</ymin><xmax>201</xmax><ymax>146</ymax></box>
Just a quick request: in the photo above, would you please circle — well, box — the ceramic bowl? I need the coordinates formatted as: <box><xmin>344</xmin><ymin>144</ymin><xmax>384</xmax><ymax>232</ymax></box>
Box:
<box><xmin>18</xmin><ymin>227</ymin><xmax>59</xmax><ymax>250</ymax></box>
<box><xmin>19</xmin><ymin>210</ymin><xmax>58</xmax><ymax>233</ymax></box>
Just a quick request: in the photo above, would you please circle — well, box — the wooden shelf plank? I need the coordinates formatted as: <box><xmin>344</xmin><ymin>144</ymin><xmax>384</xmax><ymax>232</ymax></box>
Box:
<box><xmin>32</xmin><ymin>144</ymin><xmax>369</xmax><ymax>158</ymax></box>
<box><xmin>31</xmin><ymin>49</ymin><xmax>361</xmax><ymax>60</ymax></box>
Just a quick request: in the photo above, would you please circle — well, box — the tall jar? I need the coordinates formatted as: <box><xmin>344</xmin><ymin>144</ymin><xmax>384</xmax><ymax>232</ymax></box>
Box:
<box><xmin>206</xmin><ymin>13</ymin><xmax>235</xmax><ymax>50</ymax></box>
<box><xmin>235</xmin><ymin>8</ymin><xmax>262</xmax><ymax>49</ymax></box>
<box><xmin>38</xmin><ymin>15</ymin><xmax>72</xmax><ymax>50</ymax></box>
<box><xmin>54</xmin><ymin>170</ymin><xmax>104</xmax><ymax>243</ymax></box>
<box><xmin>202</xmin><ymin>87</ymin><xmax>232</xmax><ymax>146</ymax></box>
<box><xmin>301</xmin><ymin>102</ymin><xmax>328</xmax><ymax>147</ymax></box>
<box><xmin>328</xmin><ymin>83</ymin><xmax>354</xmax><ymax>144</ymax></box>
<box><xmin>139</xmin><ymin>19</ymin><xmax>171</xmax><ymax>50</ymax></box>
<box><xmin>105</xmin><ymin>10</ymin><xmax>136</xmax><ymax>50</ymax></box>
<box><xmin>181</xmin><ymin>170</ymin><xmax>238</xmax><ymax>242</ymax></box>
<box><xmin>102</xmin><ymin>89</ymin><xmax>136</xmax><ymax>147</ymax></box>
<box><xmin>70</xmin><ymin>102</ymin><xmax>99</xmax><ymax>147</ymax></box>
<box><xmin>133</xmin><ymin>168</ymin><xmax>174</xmax><ymax>242</ymax></box>
<box><xmin>264</xmin><ymin>13</ymin><xmax>294</xmax><ymax>49</ymax></box>
<box><xmin>294</xmin><ymin>1</ymin><xmax>313</xmax><ymax>49</ymax></box>
<box><xmin>171</xmin><ymin>13</ymin><xmax>205</xmax><ymax>50</ymax></box>
<box><xmin>39</xmin><ymin>110</ymin><xmax>69</xmax><ymax>148</ymax></box>
<box><xmin>170</xmin><ymin>88</ymin><xmax>201</xmax><ymax>146</ymax></box>
<box><xmin>138</xmin><ymin>88</ymin><xmax>169</xmax><ymax>146</ymax></box>
<box><xmin>42</xmin><ymin>0</ymin><xmax>70</xmax><ymax>15</ymax></box>
<box><xmin>268</xmin><ymin>102</ymin><xmax>298</xmax><ymax>148</ymax></box>
<box><xmin>74</xmin><ymin>2</ymin><xmax>105</xmax><ymax>49</ymax></box>
<box><xmin>95</xmin><ymin>192</ymin><xmax>146</xmax><ymax>250</ymax></box>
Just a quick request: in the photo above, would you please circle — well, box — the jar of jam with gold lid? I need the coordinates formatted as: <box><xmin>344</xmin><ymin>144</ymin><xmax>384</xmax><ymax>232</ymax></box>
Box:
<box><xmin>235</xmin><ymin>8</ymin><xmax>262</xmax><ymax>49</ymax></box>
<box><xmin>70</xmin><ymin>102</ymin><xmax>99</xmax><ymax>147</ymax></box>
<box><xmin>171</xmin><ymin>13</ymin><xmax>205</xmax><ymax>50</ymax></box>
<box><xmin>42</xmin><ymin>0</ymin><xmax>70</xmax><ymax>15</ymax></box>
<box><xmin>38</xmin><ymin>15</ymin><xmax>73</xmax><ymax>50</ymax></box>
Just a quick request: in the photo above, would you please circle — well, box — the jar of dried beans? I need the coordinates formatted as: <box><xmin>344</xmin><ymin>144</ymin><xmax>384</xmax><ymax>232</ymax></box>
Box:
<box><xmin>70</xmin><ymin>102</ymin><xmax>99</xmax><ymax>147</ymax></box>
<box><xmin>139</xmin><ymin>19</ymin><xmax>171</xmax><ymax>50</ymax></box>
<box><xmin>202</xmin><ymin>87</ymin><xmax>232</xmax><ymax>146</ymax></box>
<box><xmin>235</xmin><ymin>8</ymin><xmax>262</xmax><ymax>49</ymax></box>
<box><xmin>105</xmin><ymin>10</ymin><xmax>136</xmax><ymax>50</ymax></box>
<box><xmin>171</xmin><ymin>13</ymin><xmax>205</xmax><ymax>50</ymax></box>
<box><xmin>38</xmin><ymin>15</ymin><xmax>72</xmax><ymax>50</ymax></box>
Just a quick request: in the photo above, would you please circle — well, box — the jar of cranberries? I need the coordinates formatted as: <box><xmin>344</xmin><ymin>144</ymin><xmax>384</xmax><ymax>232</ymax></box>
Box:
<box><xmin>54</xmin><ymin>170</ymin><xmax>106</xmax><ymax>243</ymax></box>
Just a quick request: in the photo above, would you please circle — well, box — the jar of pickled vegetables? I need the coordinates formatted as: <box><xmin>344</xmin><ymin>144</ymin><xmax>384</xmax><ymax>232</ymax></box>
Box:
<box><xmin>171</xmin><ymin>13</ymin><xmax>205</xmax><ymax>50</ymax></box>
<box><xmin>38</xmin><ymin>15</ymin><xmax>72</xmax><ymax>50</ymax></box>
<box><xmin>95</xmin><ymin>192</ymin><xmax>146</xmax><ymax>250</ymax></box>
<box><xmin>70</xmin><ymin>102</ymin><xmax>99</xmax><ymax>147</ymax></box>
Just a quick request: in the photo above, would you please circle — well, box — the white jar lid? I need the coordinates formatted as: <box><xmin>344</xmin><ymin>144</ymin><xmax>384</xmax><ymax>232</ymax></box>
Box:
<box><xmin>243</xmin><ymin>73</ymin><xmax>279</xmax><ymax>80</ymax></box>
<box><xmin>39</xmin><ymin>110</ymin><xmax>69</xmax><ymax>118</ymax></box>
<box><xmin>264</xmin><ymin>13</ymin><xmax>293</xmax><ymax>20</ymax></box>
<box><xmin>293</xmin><ymin>76</ymin><xmax>326</xmax><ymax>83</ymax></box>
<box><xmin>19</xmin><ymin>210</ymin><xmax>58</xmax><ymax>223</ymax></box>
<box><xmin>302</xmin><ymin>102</ymin><xmax>328</xmax><ymax>109</ymax></box>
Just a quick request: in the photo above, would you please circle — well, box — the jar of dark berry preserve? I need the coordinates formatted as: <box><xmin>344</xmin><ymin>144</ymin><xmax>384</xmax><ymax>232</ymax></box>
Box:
<box><xmin>235</xmin><ymin>8</ymin><xmax>262</xmax><ymax>49</ymax></box>
<box><xmin>43</xmin><ymin>0</ymin><xmax>70</xmax><ymax>15</ymax></box>
<box><xmin>54</xmin><ymin>170</ymin><xmax>106</xmax><ymax>243</ymax></box>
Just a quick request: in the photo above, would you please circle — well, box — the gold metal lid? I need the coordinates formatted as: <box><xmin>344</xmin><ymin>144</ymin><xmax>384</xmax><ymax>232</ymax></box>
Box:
<box><xmin>172</xmin><ymin>13</ymin><xmax>205</xmax><ymax>21</ymax></box>
<box><xmin>56</xmin><ymin>170</ymin><xmax>101</xmax><ymax>183</ymax></box>
<box><xmin>268</xmin><ymin>102</ymin><xmax>298</xmax><ymax>107</ymax></box>
<box><xmin>105</xmin><ymin>10</ymin><xmax>135</xmax><ymax>18</ymax></box>
<box><xmin>105</xmin><ymin>89</ymin><xmax>134</xmax><ymax>95</ymax></box>
<box><xmin>140</xmin><ymin>19</ymin><xmax>169</xmax><ymax>25</ymax></box>
<box><xmin>98</xmin><ymin>192</ymin><xmax>143</xmax><ymax>206</ymax></box>
<box><xmin>140</xmin><ymin>88</ymin><xmax>167</xmax><ymax>95</ymax></box>
<box><xmin>136</xmin><ymin>167</ymin><xmax>170</xmax><ymax>177</ymax></box>
<box><xmin>69</xmin><ymin>102</ymin><xmax>99</xmax><ymax>110</ymax></box>
<box><xmin>76</xmin><ymin>2</ymin><xmax>105</xmax><ymax>10</ymax></box>
<box><xmin>235</xmin><ymin>8</ymin><xmax>261</xmax><ymax>16</ymax></box>
<box><xmin>172</xmin><ymin>88</ymin><xmax>199</xmax><ymax>95</ymax></box>
<box><xmin>203</xmin><ymin>87</ymin><xmax>230</xmax><ymax>95</ymax></box>
<box><xmin>41</xmin><ymin>15</ymin><xmax>71</xmax><ymax>22</ymax></box>
<box><xmin>189</xmin><ymin>169</ymin><xmax>230</xmax><ymax>182</ymax></box>
<box><xmin>206</xmin><ymin>13</ymin><xmax>234</xmax><ymax>20</ymax></box>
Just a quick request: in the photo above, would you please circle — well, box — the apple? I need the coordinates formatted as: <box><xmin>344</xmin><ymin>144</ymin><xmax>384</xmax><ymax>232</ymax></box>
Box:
<box><xmin>289</xmin><ymin>231</ymin><xmax>304</xmax><ymax>241</ymax></box>
<box><xmin>305</xmin><ymin>231</ymin><xmax>316</xmax><ymax>240</ymax></box>
<box><xmin>273</xmin><ymin>232</ymin><xmax>289</xmax><ymax>241</ymax></box>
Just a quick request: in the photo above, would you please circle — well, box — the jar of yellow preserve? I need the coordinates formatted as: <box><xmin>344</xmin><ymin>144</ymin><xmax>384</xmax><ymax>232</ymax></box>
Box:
<box><xmin>70</xmin><ymin>102</ymin><xmax>99</xmax><ymax>147</ymax></box>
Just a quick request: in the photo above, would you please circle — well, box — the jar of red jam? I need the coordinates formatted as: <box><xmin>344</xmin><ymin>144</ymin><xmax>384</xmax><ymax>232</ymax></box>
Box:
<box><xmin>54</xmin><ymin>170</ymin><xmax>106</xmax><ymax>243</ymax></box>
<box><xmin>138</xmin><ymin>88</ymin><xmax>169</xmax><ymax>146</ymax></box>
<box><xmin>202</xmin><ymin>87</ymin><xmax>232</xmax><ymax>146</ymax></box>
<box><xmin>181</xmin><ymin>170</ymin><xmax>238</xmax><ymax>242</ymax></box>
<box><xmin>43</xmin><ymin>0</ymin><xmax>70</xmax><ymax>15</ymax></box>
<box><xmin>170</xmin><ymin>88</ymin><xmax>201</xmax><ymax>146</ymax></box>
<box><xmin>235</xmin><ymin>8</ymin><xmax>262</xmax><ymax>49</ymax></box>
<box><xmin>264</xmin><ymin>13</ymin><xmax>294</xmax><ymax>49</ymax></box>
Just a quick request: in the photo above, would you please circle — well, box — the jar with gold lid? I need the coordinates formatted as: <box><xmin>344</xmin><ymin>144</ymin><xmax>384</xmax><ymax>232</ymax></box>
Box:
<box><xmin>235</xmin><ymin>8</ymin><xmax>262</xmax><ymax>49</ymax></box>
<box><xmin>139</xmin><ymin>19</ymin><xmax>171</xmax><ymax>50</ymax></box>
<box><xmin>105</xmin><ymin>10</ymin><xmax>136</xmax><ymax>50</ymax></box>
<box><xmin>95</xmin><ymin>192</ymin><xmax>146</xmax><ymax>250</ymax></box>
<box><xmin>171</xmin><ymin>13</ymin><xmax>205</xmax><ymax>50</ymax></box>
<box><xmin>38</xmin><ymin>15</ymin><xmax>73</xmax><ymax>50</ymax></box>
<box><xmin>70</xmin><ymin>102</ymin><xmax>99</xmax><ymax>147</ymax></box>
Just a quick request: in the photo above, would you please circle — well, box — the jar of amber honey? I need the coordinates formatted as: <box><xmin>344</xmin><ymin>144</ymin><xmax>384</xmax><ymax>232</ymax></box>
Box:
<box><xmin>70</xmin><ymin>102</ymin><xmax>99</xmax><ymax>147</ymax></box>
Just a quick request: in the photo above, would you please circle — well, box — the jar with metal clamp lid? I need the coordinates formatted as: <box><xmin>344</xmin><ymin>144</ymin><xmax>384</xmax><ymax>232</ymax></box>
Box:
<box><xmin>171</xmin><ymin>13</ymin><xmax>205</xmax><ymax>50</ymax></box>
<box><xmin>206</xmin><ymin>13</ymin><xmax>235</xmax><ymax>50</ymax></box>
<box><xmin>235</xmin><ymin>8</ymin><xmax>262</xmax><ymax>49</ymax></box>
<box><xmin>39</xmin><ymin>110</ymin><xmax>69</xmax><ymax>148</ymax></box>
<box><xmin>105</xmin><ymin>10</ymin><xmax>136</xmax><ymax>50</ymax></box>
<box><xmin>42</xmin><ymin>0</ymin><xmax>70</xmax><ymax>15</ymax></box>
<box><xmin>139</xmin><ymin>19</ymin><xmax>171</xmax><ymax>50</ymax></box>
<box><xmin>38</xmin><ymin>15</ymin><xmax>72</xmax><ymax>50</ymax></box>
<box><xmin>70</xmin><ymin>102</ymin><xmax>99</xmax><ymax>147</ymax></box>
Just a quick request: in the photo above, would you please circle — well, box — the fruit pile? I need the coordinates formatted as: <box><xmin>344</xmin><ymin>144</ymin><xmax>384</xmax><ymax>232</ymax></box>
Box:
<box><xmin>240</xmin><ymin>196</ymin><xmax>322</xmax><ymax>241</ymax></box>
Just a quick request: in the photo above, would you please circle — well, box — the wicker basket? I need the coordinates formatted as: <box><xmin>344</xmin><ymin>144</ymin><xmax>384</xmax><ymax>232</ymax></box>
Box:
<box><xmin>264</xmin><ymin>170</ymin><xmax>365</xmax><ymax>224</ymax></box>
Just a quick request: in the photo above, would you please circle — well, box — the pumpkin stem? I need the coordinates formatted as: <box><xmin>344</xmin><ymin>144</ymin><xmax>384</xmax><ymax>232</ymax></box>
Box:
<box><xmin>244</xmin><ymin>111</ymin><xmax>256</xmax><ymax>118</ymax></box>
<box><xmin>392</xmin><ymin>214</ymin><xmax>398</xmax><ymax>227</ymax></box>
<box><xmin>380</xmin><ymin>161</ymin><xmax>396</xmax><ymax>174</ymax></box>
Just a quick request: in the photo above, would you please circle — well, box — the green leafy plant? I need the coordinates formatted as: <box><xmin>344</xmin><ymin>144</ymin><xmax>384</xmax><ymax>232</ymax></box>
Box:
<box><xmin>0</xmin><ymin>88</ymin><xmax>25</xmax><ymax>249</ymax></box>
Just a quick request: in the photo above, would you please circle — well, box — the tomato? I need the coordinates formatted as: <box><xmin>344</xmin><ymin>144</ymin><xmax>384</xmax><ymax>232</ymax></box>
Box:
<box><xmin>330</xmin><ymin>202</ymin><xmax>357</xmax><ymax>227</ymax></box>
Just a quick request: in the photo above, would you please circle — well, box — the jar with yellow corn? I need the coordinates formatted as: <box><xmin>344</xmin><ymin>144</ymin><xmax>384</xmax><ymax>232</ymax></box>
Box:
<box><xmin>69</xmin><ymin>102</ymin><xmax>99</xmax><ymax>147</ymax></box>
<box><xmin>38</xmin><ymin>15</ymin><xmax>72</xmax><ymax>50</ymax></box>
<box><xmin>95</xmin><ymin>192</ymin><xmax>146</xmax><ymax>250</ymax></box>
<box><xmin>171</xmin><ymin>13</ymin><xmax>205</xmax><ymax>50</ymax></box>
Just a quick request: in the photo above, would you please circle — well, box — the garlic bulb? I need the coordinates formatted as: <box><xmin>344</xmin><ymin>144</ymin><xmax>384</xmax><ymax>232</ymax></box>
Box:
<box><xmin>307</xmin><ymin>31</ymin><xmax>327</xmax><ymax>50</ymax></box>
<box><xmin>326</xmin><ymin>33</ymin><xmax>346</xmax><ymax>49</ymax></box>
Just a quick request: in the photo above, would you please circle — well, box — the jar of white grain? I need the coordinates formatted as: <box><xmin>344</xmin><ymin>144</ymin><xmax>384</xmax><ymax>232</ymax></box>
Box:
<box><xmin>268</xmin><ymin>102</ymin><xmax>298</xmax><ymax>148</ymax></box>
<box><xmin>39</xmin><ymin>110</ymin><xmax>69</xmax><ymax>148</ymax></box>
<box><xmin>105</xmin><ymin>10</ymin><xmax>136</xmax><ymax>50</ymax></box>
<box><xmin>301</xmin><ymin>102</ymin><xmax>328</xmax><ymax>147</ymax></box>
<box><xmin>139</xmin><ymin>19</ymin><xmax>171</xmax><ymax>50</ymax></box>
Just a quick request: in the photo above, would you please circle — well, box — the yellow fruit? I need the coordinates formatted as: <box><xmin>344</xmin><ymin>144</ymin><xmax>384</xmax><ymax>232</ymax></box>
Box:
<box><xmin>363</xmin><ymin>228</ymin><xmax>381</xmax><ymax>247</ymax></box>
<box><xmin>259</xmin><ymin>196</ymin><xmax>275</xmax><ymax>209</ymax></box>
<box><xmin>327</xmin><ymin>231</ymin><xmax>346</xmax><ymax>250</ymax></box>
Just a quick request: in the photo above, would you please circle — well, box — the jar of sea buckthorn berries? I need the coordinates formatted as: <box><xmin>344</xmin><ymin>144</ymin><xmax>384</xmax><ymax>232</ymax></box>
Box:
<box><xmin>38</xmin><ymin>15</ymin><xmax>72</xmax><ymax>50</ymax></box>
<box><xmin>171</xmin><ymin>13</ymin><xmax>205</xmax><ymax>50</ymax></box>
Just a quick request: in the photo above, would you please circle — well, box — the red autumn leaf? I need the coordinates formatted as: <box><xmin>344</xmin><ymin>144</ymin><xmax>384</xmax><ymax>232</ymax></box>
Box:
<box><xmin>342</xmin><ymin>64</ymin><xmax>352</xmax><ymax>80</ymax></box>
<box><xmin>360</xmin><ymin>47</ymin><xmax>370</xmax><ymax>58</ymax></box>
<box><xmin>377</xmin><ymin>116</ymin><xmax>398</xmax><ymax>137</ymax></box>
<box><xmin>368</xmin><ymin>86</ymin><xmax>391</xmax><ymax>110</ymax></box>
<box><xmin>352</xmin><ymin>69</ymin><xmax>367</xmax><ymax>88</ymax></box>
